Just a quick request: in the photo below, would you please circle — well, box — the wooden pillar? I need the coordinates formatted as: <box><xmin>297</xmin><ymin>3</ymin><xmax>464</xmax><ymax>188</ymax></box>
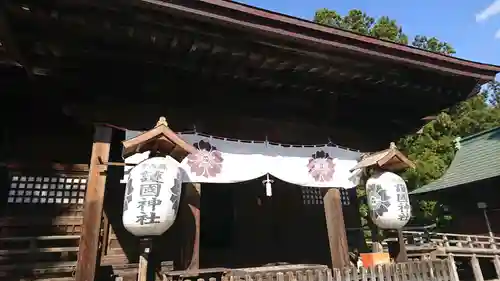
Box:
<box><xmin>75</xmin><ymin>125</ymin><xmax>112</xmax><ymax>281</ymax></box>
<box><xmin>181</xmin><ymin>182</ymin><xmax>201</xmax><ymax>270</ymax></box>
<box><xmin>323</xmin><ymin>188</ymin><xmax>349</xmax><ymax>269</ymax></box>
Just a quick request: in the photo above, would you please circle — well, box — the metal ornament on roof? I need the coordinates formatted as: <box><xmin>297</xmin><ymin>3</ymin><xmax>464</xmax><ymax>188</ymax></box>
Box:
<box><xmin>122</xmin><ymin>156</ymin><xmax>182</xmax><ymax>237</ymax></box>
<box><xmin>366</xmin><ymin>171</ymin><xmax>411</xmax><ymax>229</ymax></box>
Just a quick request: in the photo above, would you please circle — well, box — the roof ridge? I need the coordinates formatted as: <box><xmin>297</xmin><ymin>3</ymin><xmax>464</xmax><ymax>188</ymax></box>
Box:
<box><xmin>460</xmin><ymin>126</ymin><xmax>500</xmax><ymax>143</ymax></box>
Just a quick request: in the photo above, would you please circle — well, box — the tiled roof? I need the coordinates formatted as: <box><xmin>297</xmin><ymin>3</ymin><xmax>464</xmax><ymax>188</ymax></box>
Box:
<box><xmin>410</xmin><ymin>126</ymin><xmax>500</xmax><ymax>195</ymax></box>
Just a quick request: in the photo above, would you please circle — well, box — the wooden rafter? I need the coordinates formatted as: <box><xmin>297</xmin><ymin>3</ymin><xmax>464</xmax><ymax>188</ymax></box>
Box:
<box><xmin>1</xmin><ymin>0</ymin><xmax>492</xmax><ymax>84</ymax></box>
<box><xmin>4</xmin><ymin>1</ymin><xmax>485</xmax><ymax>97</ymax></box>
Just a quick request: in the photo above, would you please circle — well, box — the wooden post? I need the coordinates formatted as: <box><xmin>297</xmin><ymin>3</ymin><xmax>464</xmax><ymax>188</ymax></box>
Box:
<box><xmin>323</xmin><ymin>188</ymin><xmax>349</xmax><ymax>269</ymax></box>
<box><xmin>138</xmin><ymin>238</ymin><xmax>152</xmax><ymax>281</ymax></box>
<box><xmin>75</xmin><ymin>125</ymin><xmax>112</xmax><ymax>281</ymax></box>
<box><xmin>181</xmin><ymin>182</ymin><xmax>201</xmax><ymax>270</ymax></box>
<box><xmin>470</xmin><ymin>255</ymin><xmax>484</xmax><ymax>281</ymax></box>
<box><xmin>366</xmin><ymin>191</ymin><xmax>383</xmax><ymax>254</ymax></box>
<box><xmin>396</xmin><ymin>229</ymin><xmax>408</xmax><ymax>262</ymax></box>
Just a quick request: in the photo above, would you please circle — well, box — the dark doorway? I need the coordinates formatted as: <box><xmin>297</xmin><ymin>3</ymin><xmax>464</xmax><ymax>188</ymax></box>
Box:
<box><xmin>200</xmin><ymin>183</ymin><xmax>235</xmax><ymax>268</ymax></box>
<box><xmin>199</xmin><ymin>179</ymin><xmax>333</xmax><ymax>269</ymax></box>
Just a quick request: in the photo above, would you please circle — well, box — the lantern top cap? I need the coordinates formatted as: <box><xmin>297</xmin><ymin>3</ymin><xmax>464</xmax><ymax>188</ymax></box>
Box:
<box><xmin>122</xmin><ymin>116</ymin><xmax>197</xmax><ymax>162</ymax></box>
<box><xmin>350</xmin><ymin>143</ymin><xmax>415</xmax><ymax>172</ymax></box>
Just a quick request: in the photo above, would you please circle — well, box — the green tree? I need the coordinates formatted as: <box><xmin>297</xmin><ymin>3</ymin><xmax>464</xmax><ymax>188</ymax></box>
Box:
<box><xmin>370</xmin><ymin>16</ymin><xmax>408</xmax><ymax>44</ymax></box>
<box><xmin>314</xmin><ymin>9</ymin><xmax>407</xmax><ymax>44</ymax></box>
<box><xmin>486</xmin><ymin>81</ymin><xmax>500</xmax><ymax>107</ymax></box>
<box><xmin>314</xmin><ymin>8</ymin><xmax>344</xmax><ymax>28</ymax></box>
<box><xmin>412</xmin><ymin>35</ymin><xmax>456</xmax><ymax>55</ymax></box>
<box><xmin>314</xmin><ymin>8</ymin><xmax>500</xmax><ymax>231</ymax></box>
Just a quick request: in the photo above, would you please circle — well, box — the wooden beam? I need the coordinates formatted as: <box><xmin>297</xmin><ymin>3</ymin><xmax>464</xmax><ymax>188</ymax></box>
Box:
<box><xmin>75</xmin><ymin>125</ymin><xmax>112</xmax><ymax>281</ymax></box>
<box><xmin>62</xmin><ymin>102</ymin><xmax>399</xmax><ymax>151</ymax></box>
<box><xmin>180</xmin><ymin>182</ymin><xmax>201</xmax><ymax>270</ymax></box>
<box><xmin>0</xmin><ymin>161</ymin><xmax>89</xmax><ymax>172</ymax></box>
<box><xmin>323</xmin><ymin>188</ymin><xmax>349</xmax><ymax>269</ymax></box>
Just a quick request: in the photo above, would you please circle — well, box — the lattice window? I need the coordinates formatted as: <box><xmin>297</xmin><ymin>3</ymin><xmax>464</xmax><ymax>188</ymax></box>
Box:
<box><xmin>340</xmin><ymin>189</ymin><xmax>351</xmax><ymax>206</ymax></box>
<box><xmin>301</xmin><ymin>187</ymin><xmax>351</xmax><ymax>206</ymax></box>
<box><xmin>7</xmin><ymin>175</ymin><xmax>87</xmax><ymax>204</ymax></box>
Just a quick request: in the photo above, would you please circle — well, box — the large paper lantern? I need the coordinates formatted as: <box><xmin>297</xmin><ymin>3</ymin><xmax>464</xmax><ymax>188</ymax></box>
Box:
<box><xmin>122</xmin><ymin>156</ymin><xmax>182</xmax><ymax>236</ymax></box>
<box><xmin>366</xmin><ymin>171</ymin><xmax>411</xmax><ymax>229</ymax></box>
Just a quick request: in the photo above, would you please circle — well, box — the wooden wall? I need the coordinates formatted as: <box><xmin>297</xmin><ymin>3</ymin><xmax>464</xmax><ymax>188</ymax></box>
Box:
<box><xmin>0</xmin><ymin>97</ymin><xmax>93</xmax><ymax>279</ymax></box>
<box><xmin>449</xmin><ymin>210</ymin><xmax>500</xmax><ymax>236</ymax></box>
<box><xmin>438</xmin><ymin>178</ymin><xmax>500</xmax><ymax>236</ymax></box>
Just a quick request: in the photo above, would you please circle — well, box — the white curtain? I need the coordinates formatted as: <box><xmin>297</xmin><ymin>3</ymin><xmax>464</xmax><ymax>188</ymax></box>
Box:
<box><xmin>267</xmin><ymin>144</ymin><xmax>361</xmax><ymax>188</ymax></box>
<box><xmin>122</xmin><ymin>131</ymin><xmax>362</xmax><ymax>189</ymax></box>
<box><xmin>178</xmin><ymin>134</ymin><xmax>269</xmax><ymax>184</ymax></box>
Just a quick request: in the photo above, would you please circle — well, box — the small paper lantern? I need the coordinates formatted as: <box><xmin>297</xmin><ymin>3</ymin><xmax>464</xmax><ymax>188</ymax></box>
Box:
<box><xmin>122</xmin><ymin>156</ymin><xmax>182</xmax><ymax>236</ymax></box>
<box><xmin>366</xmin><ymin>171</ymin><xmax>411</xmax><ymax>229</ymax></box>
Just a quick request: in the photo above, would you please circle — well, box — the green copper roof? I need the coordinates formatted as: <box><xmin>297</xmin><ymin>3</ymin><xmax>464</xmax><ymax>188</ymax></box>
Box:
<box><xmin>410</xmin><ymin>126</ymin><xmax>500</xmax><ymax>195</ymax></box>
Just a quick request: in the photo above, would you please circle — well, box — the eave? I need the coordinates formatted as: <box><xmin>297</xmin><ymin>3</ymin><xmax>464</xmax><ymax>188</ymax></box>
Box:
<box><xmin>2</xmin><ymin>0</ymin><xmax>500</xmax><ymax>151</ymax></box>
<box><xmin>137</xmin><ymin>0</ymin><xmax>500</xmax><ymax>82</ymax></box>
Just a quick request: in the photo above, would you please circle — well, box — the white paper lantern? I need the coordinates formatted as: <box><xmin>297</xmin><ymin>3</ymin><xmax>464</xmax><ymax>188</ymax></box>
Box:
<box><xmin>366</xmin><ymin>171</ymin><xmax>411</xmax><ymax>229</ymax></box>
<box><xmin>122</xmin><ymin>156</ymin><xmax>182</xmax><ymax>236</ymax></box>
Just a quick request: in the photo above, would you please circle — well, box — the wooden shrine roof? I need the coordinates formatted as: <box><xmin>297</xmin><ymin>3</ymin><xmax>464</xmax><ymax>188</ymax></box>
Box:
<box><xmin>411</xmin><ymin>127</ymin><xmax>500</xmax><ymax>195</ymax></box>
<box><xmin>0</xmin><ymin>0</ymin><xmax>499</xmax><ymax>150</ymax></box>
<box><xmin>147</xmin><ymin>0</ymin><xmax>500</xmax><ymax>79</ymax></box>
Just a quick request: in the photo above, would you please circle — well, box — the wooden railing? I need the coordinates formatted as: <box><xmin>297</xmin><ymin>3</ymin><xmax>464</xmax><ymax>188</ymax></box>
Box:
<box><xmin>403</xmin><ymin>231</ymin><xmax>500</xmax><ymax>281</ymax></box>
<box><xmin>402</xmin><ymin>231</ymin><xmax>500</xmax><ymax>257</ymax></box>
<box><xmin>403</xmin><ymin>231</ymin><xmax>500</xmax><ymax>255</ymax></box>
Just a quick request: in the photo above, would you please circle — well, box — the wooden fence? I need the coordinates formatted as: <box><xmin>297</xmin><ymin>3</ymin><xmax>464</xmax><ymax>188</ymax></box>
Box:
<box><xmin>163</xmin><ymin>259</ymin><xmax>457</xmax><ymax>281</ymax></box>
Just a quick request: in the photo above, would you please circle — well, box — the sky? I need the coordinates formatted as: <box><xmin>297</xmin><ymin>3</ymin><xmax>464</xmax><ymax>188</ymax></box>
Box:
<box><xmin>239</xmin><ymin>0</ymin><xmax>500</xmax><ymax>67</ymax></box>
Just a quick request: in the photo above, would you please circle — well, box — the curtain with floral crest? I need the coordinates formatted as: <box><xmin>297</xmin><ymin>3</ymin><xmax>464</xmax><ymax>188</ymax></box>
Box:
<box><xmin>122</xmin><ymin>131</ymin><xmax>362</xmax><ymax>189</ymax></box>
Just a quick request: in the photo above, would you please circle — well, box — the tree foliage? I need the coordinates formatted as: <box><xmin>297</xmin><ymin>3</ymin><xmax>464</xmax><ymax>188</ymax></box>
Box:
<box><xmin>314</xmin><ymin>8</ymin><xmax>500</xmax><ymax>230</ymax></box>
<box><xmin>412</xmin><ymin>35</ymin><xmax>455</xmax><ymax>55</ymax></box>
